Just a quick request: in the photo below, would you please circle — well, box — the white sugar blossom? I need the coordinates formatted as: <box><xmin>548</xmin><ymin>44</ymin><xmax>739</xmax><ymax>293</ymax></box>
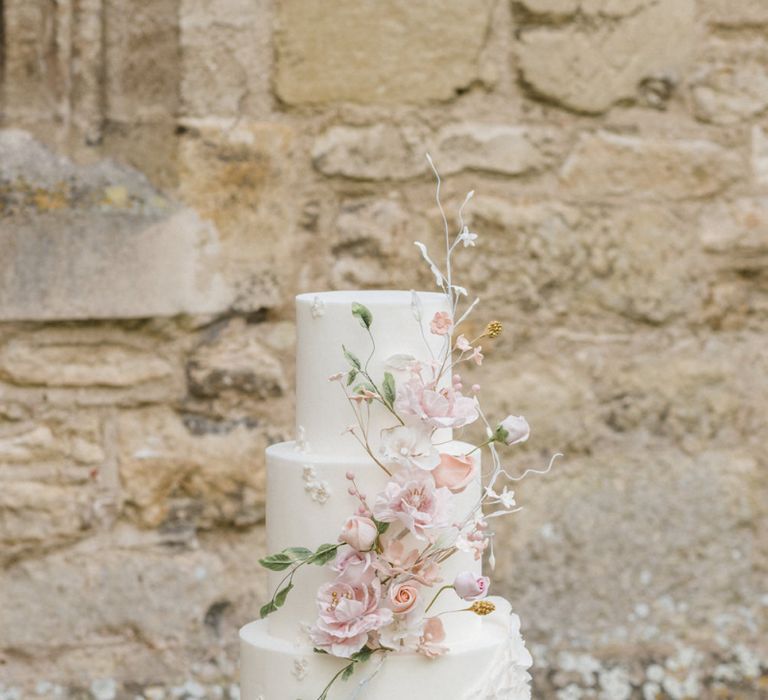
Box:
<box><xmin>458</xmin><ymin>225</ymin><xmax>478</xmax><ymax>247</ymax></box>
<box><xmin>488</xmin><ymin>486</ymin><xmax>517</xmax><ymax>510</ymax></box>
<box><xmin>379</xmin><ymin>425</ymin><xmax>440</xmax><ymax>471</ymax></box>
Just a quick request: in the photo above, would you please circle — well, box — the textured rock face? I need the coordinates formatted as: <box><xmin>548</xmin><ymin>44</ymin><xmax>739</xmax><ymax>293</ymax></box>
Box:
<box><xmin>1</xmin><ymin>1</ymin><xmax>767</xmax><ymax>699</ymax></box>
<box><xmin>274</xmin><ymin>0</ymin><xmax>495</xmax><ymax>104</ymax></box>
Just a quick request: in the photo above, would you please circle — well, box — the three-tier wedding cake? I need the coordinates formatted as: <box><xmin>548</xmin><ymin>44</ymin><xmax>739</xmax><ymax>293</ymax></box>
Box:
<box><xmin>240</xmin><ymin>171</ymin><xmax>542</xmax><ymax>699</ymax></box>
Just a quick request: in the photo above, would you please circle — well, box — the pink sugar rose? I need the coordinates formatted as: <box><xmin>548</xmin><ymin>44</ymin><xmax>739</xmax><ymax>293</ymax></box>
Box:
<box><xmin>339</xmin><ymin>515</ymin><xmax>378</xmax><ymax>552</ymax></box>
<box><xmin>430</xmin><ymin>311</ymin><xmax>453</xmax><ymax>336</ymax></box>
<box><xmin>389</xmin><ymin>583</ymin><xmax>420</xmax><ymax>614</ymax></box>
<box><xmin>332</xmin><ymin>546</ymin><xmax>376</xmax><ymax>584</ymax></box>
<box><xmin>432</xmin><ymin>453</ymin><xmax>478</xmax><ymax>493</ymax></box>
<box><xmin>372</xmin><ymin>469</ymin><xmax>452</xmax><ymax>540</ymax></box>
<box><xmin>395</xmin><ymin>370</ymin><xmax>478</xmax><ymax>430</ymax></box>
<box><xmin>453</xmin><ymin>571</ymin><xmax>490</xmax><ymax>601</ymax></box>
<box><xmin>418</xmin><ymin>617</ymin><xmax>448</xmax><ymax>658</ymax></box>
<box><xmin>310</xmin><ymin>580</ymin><xmax>393</xmax><ymax>658</ymax></box>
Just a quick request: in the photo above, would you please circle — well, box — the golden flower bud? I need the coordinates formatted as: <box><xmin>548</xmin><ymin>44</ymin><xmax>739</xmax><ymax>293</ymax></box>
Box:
<box><xmin>486</xmin><ymin>321</ymin><xmax>503</xmax><ymax>339</ymax></box>
<box><xmin>469</xmin><ymin>600</ymin><xmax>496</xmax><ymax>616</ymax></box>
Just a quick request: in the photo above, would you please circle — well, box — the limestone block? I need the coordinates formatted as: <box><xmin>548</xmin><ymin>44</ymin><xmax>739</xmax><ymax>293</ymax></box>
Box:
<box><xmin>0</xmin><ymin>410</ymin><xmax>104</xmax><ymax>465</ymax></box>
<box><xmin>0</xmin><ymin>130</ymin><xmax>241</xmax><ymax>321</ymax></box>
<box><xmin>465</xmin><ymin>198</ymin><xmax>704</xmax><ymax>324</ymax></box>
<box><xmin>179</xmin><ymin>0</ymin><xmax>266</xmax><ymax>117</ymax></box>
<box><xmin>690</xmin><ymin>45</ymin><xmax>768</xmax><ymax>125</ymax></box>
<box><xmin>434</xmin><ymin>123</ymin><xmax>561</xmax><ymax>176</ymax></box>
<box><xmin>2</xmin><ymin>1</ymin><xmax>64</xmax><ymax>120</ymax></box>
<box><xmin>177</xmin><ymin>121</ymin><xmax>296</xmax><ymax>309</ymax></box>
<box><xmin>274</xmin><ymin>0</ymin><xmax>495</xmax><ymax>104</ymax></box>
<box><xmin>330</xmin><ymin>198</ymin><xmax>418</xmax><ymax>289</ymax></box>
<box><xmin>0</xmin><ymin>332</ymin><xmax>173</xmax><ymax>387</ymax></box>
<box><xmin>104</xmin><ymin>0</ymin><xmax>180</xmax><ymax>122</ymax></box>
<box><xmin>559</xmin><ymin>131</ymin><xmax>742</xmax><ymax>200</ymax></box>
<box><xmin>0</xmin><ymin>481</ymin><xmax>95</xmax><ymax>560</ymax></box>
<box><xmin>117</xmin><ymin>407</ymin><xmax>267</xmax><ymax>528</ymax></box>
<box><xmin>516</xmin><ymin>0</ymin><xmax>695</xmax><ymax>114</ymax></box>
<box><xmin>752</xmin><ymin>126</ymin><xmax>768</xmax><ymax>188</ymax></box>
<box><xmin>463</xmin><ymin>196</ymin><xmax>586</xmax><ymax>315</ymax></box>
<box><xmin>187</xmin><ymin>317</ymin><xmax>287</xmax><ymax>400</ymax></box>
<box><xmin>700</xmin><ymin>0</ymin><xmax>768</xmax><ymax>27</ymax></box>
<box><xmin>516</xmin><ymin>0</ymin><xmax>647</xmax><ymax>14</ymax></box>
<box><xmin>700</xmin><ymin>199</ymin><xmax>768</xmax><ymax>269</ymax></box>
<box><xmin>588</xmin><ymin>205</ymin><xmax>705</xmax><ymax>324</ymax></box>
<box><xmin>312</xmin><ymin>125</ymin><xmax>429</xmax><ymax>180</ymax></box>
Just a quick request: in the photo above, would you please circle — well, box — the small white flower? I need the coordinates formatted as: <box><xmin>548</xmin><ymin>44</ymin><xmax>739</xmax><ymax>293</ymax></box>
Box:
<box><xmin>495</xmin><ymin>486</ymin><xmax>517</xmax><ymax>510</ymax></box>
<box><xmin>458</xmin><ymin>226</ymin><xmax>478</xmax><ymax>247</ymax></box>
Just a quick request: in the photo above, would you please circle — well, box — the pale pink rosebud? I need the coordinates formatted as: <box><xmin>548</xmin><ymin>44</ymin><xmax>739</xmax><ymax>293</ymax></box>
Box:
<box><xmin>453</xmin><ymin>571</ymin><xmax>490</xmax><ymax>601</ymax></box>
<box><xmin>345</xmin><ymin>471</ymin><xmax>355</xmax><ymax>480</ymax></box>
<box><xmin>471</xmin><ymin>384</ymin><xmax>481</xmax><ymax>393</ymax></box>
<box><xmin>339</xmin><ymin>515</ymin><xmax>379</xmax><ymax>551</ymax></box>
<box><xmin>494</xmin><ymin>415</ymin><xmax>530</xmax><ymax>446</ymax></box>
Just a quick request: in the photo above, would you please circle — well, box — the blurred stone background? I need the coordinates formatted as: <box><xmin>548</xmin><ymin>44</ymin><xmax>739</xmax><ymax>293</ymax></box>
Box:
<box><xmin>0</xmin><ymin>0</ymin><xmax>766</xmax><ymax>698</ymax></box>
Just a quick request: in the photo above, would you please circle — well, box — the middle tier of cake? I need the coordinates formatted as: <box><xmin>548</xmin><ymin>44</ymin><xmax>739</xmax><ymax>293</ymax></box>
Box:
<box><xmin>265</xmin><ymin>440</ymin><xmax>483</xmax><ymax>643</ymax></box>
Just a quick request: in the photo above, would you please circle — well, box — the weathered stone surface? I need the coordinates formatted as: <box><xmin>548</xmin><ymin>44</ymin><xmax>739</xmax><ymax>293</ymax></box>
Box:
<box><xmin>516</xmin><ymin>0</ymin><xmax>695</xmax><ymax>114</ymax></box>
<box><xmin>753</xmin><ymin>126</ymin><xmax>768</xmax><ymax>188</ymax></box>
<box><xmin>559</xmin><ymin>131</ymin><xmax>742</xmax><ymax>200</ymax></box>
<box><xmin>516</xmin><ymin>0</ymin><xmax>647</xmax><ymax>14</ymax></box>
<box><xmin>179</xmin><ymin>0</ymin><xmax>267</xmax><ymax>117</ymax></box>
<box><xmin>177</xmin><ymin>121</ymin><xmax>295</xmax><ymax>311</ymax></box>
<box><xmin>0</xmin><ymin>332</ymin><xmax>173</xmax><ymax>387</ymax></box>
<box><xmin>700</xmin><ymin>199</ymin><xmax>768</xmax><ymax>269</ymax></box>
<box><xmin>700</xmin><ymin>0</ymin><xmax>768</xmax><ymax>27</ymax></box>
<box><xmin>434</xmin><ymin>123</ymin><xmax>560</xmax><ymax>176</ymax></box>
<box><xmin>0</xmin><ymin>418</ymin><xmax>103</xmax><ymax>466</ymax></box>
<box><xmin>690</xmin><ymin>46</ymin><xmax>768</xmax><ymax>125</ymax></box>
<box><xmin>104</xmin><ymin>0</ymin><xmax>180</xmax><ymax>123</ymax></box>
<box><xmin>0</xmin><ymin>481</ymin><xmax>95</xmax><ymax>561</ymax></box>
<box><xmin>312</xmin><ymin>125</ymin><xmax>429</xmax><ymax>180</ymax></box>
<box><xmin>0</xmin><ymin>130</ymin><xmax>239</xmax><ymax>321</ymax></box>
<box><xmin>117</xmin><ymin>407</ymin><xmax>267</xmax><ymax>528</ymax></box>
<box><xmin>275</xmin><ymin>0</ymin><xmax>495</xmax><ymax>104</ymax></box>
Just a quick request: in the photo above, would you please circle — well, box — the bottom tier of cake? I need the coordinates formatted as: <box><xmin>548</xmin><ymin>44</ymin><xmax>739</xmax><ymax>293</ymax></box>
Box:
<box><xmin>239</xmin><ymin>597</ymin><xmax>532</xmax><ymax>700</ymax></box>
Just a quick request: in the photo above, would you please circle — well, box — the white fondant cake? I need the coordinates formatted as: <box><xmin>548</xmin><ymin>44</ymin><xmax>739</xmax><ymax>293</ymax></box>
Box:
<box><xmin>239</xmin><ymin>290</ymin><xmax>533</xmax><ymax>699</ymax></box>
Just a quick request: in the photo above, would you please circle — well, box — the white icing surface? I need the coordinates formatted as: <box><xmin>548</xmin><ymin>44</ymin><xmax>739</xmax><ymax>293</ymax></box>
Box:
<box><xmin>295</xmin><ymin>290</ymin><xmax>450</xmax><ymax>459</ymax></box>
<box><xmin>265</xmin><ymin>441</ymin><xmax>482</xmax><ymax>642</ymax></box>
<box><xmin>240</xmin><ymin>597</ymin><xmax>531</xmax><ymax>700</ymax></box>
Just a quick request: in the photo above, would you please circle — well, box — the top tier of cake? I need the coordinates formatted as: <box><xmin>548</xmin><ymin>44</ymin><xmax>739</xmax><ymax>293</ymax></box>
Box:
<box><xmin>295</xmin><ymin>290</ymin><xmax>450</xmax><ymax>459</ymax></box>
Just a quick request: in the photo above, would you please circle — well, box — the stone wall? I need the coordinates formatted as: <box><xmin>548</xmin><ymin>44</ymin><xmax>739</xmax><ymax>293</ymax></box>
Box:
<box><xmin>1</xmin><ymin>1</ymin><xmax>766</xmax><ymax>698</ymax></box>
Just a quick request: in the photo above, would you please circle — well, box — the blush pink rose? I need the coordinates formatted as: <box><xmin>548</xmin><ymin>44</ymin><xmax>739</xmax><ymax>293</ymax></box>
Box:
<box><xmin>339</xmin><ymin>515</ymin><xmax>378</xmax><ymax>552</ymax></box>
<box><xmin>432</xmin><ymin>453</ymin><xmax>478</xmax><ymax>493</ymax></box>
<box><xmin>453</xmin><ymin>571</ymin><xmax>490</xmax><ymax>601</ymax></box>
<box><xmin>309</xmin><ymin>580</ymin><xmax>393</xmax><ymax>658</ymax></box>
<box><xmin>395</xmin><ymin>374</ymin><xmax>478</xmax><ymax>430</ymax></box>
<box><xmin>389</xmin><ymin>583</ymin><xmax>420</xmax><ymax>614</ymax></box>
<box><xmin>332</xmin><ymin>546</ymin><xmax>375</xmax><ymax>584</ymax></box>
<box><xmin>372</xmin><ymin>469</ymin><xmax>452</xmax><ymax>539</ymax></box>
<box><xmin>430</xmin><ymin>311</ymin><xmax>453</xmax><ymax>336</ymax></box>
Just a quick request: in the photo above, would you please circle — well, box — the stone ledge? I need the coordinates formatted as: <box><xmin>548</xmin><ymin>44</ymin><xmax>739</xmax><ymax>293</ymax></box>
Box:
<box><xmin>0</xmin><ymin>130</ymin><xmax>243</xmax><ymax>321</ymax></box>
<box><xmin>0</xmin><ymin>209</ymin><xmax>235</xmax><ymax>321</ymax></box>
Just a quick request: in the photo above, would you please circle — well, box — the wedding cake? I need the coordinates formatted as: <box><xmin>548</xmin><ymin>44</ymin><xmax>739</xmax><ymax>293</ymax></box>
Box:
<box><xmin>240</xmin><ymin>169</ymin><xmax>543</xmax><ymax>699</ymax></box>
